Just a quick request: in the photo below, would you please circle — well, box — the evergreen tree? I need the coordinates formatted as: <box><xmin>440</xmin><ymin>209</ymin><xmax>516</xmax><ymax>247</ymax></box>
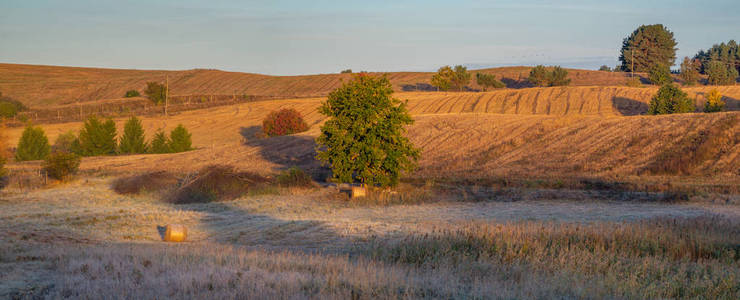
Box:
<box><xmin>149</xmin><ymin>129</ymin><xmax>170</xmax><ymax>154</ymax></box>
<box><xmin>15</xmin><ymin>125</ymin><xmax>50</xmax><ymax>161</ymax></box>
<box><xmin>118</xmin><ymin>116</ymin><xmax>148</xmax><ymax>154</ymax></box>
<box><xmin>706</xmin><ymin>60</ymin><xmax>738</xmax><ymax>85</ymax></box>
<box><xmin>78</xmin><ymin>116</ymin><xmax>117</xmax><ymax>156</ymax></box>
<box><xmin>647</xmin><ymin>84</ymin><xmax>694</xmax><ymax>115</ymax></box>
<box><xmin>694</xmin><ymin>40</ymin><xmax>740</xmax><ymax>74</ymax></box>
<box><xmin>168</xmin><ymin>124</ymin><xmax>192</xmax><ymax>153</ymax></box>
<box><xmin>619</xmin><ymin>24</ymin><xmax>677</xmax><ymax>72</ymax></box>
<box><xmin>648</xmin><ymin>64</ymin><xmax>672</xmax><ymax>85</ymax></box>
<box><xmin>679</xmin><ymin>57</ymin><xmax>700</xmax><ymax>86</ymax></box>
<box><xmin>316</xmin><ymin>74</ymin><xmax>420</xmax><ymax>187</ymax></box>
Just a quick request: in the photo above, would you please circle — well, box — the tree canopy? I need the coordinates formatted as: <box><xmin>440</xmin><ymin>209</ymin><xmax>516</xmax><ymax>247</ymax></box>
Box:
<box><xmin>619</xmin><ymin>24</ymin><xmax>677</xmax><ymax>72</ymax></box>
<box><xmin>316</xmin><ymin>74</ymin><xmax>419</xmax><ymax>187</ymax></box>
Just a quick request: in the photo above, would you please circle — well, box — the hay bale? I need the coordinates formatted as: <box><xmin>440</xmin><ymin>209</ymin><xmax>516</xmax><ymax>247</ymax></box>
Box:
<box><xmin>351</xmin><ymin>186</ymin><xmax>367</xmax><ymax>198</ymax></box>
<box><xmin>164</xmin><ymin>224</ymin><xmax>187</xmax><ymax>242</ymax></box>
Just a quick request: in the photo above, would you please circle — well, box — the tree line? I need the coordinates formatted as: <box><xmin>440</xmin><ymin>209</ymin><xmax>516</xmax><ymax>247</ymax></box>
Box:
<box><xmin>11</xmin><ymin>116</ymin><xmax>194</xmax><ymax>181</ymax></box>
<box><xmin>612</xmin><ymin>24</ymin><xmax>738</xmax><ymax>86</ymax></box>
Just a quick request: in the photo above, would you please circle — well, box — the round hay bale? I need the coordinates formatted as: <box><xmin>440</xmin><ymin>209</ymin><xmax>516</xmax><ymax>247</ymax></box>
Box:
<box><xmin>164</xmin><ymin>224</ymin><xmax>187</xmax><ymax>242</ymax></box>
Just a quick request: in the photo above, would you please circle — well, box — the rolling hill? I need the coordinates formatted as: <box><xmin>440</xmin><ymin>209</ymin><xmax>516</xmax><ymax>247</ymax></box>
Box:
<box><xmin>0</xmin><ymin>63</ymin><xmax>638</xmax><ymax>107</ymax></box>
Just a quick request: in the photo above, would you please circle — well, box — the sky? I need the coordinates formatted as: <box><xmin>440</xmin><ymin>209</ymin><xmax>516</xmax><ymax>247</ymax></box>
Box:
<box><xmin>0</xmin><ymin>0</ymin><xmax>738</xmax><ymax>75</ymax></box>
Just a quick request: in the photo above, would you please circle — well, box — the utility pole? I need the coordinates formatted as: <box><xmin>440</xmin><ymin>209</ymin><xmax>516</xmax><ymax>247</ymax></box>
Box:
<box><xmin>165</xmin><ymin>75</ymin><xmax>169</xmax><ymax>116</ymax></box>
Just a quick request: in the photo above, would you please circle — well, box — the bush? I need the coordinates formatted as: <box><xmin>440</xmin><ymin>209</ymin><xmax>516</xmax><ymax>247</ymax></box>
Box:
<box><xmin>124</xmin><ymin>90</ymin><xmax>141</xmax><ymax>98</ymax></box>
<box><xmin>704</xmin><ymin>89</ymin><xmax>725</xmax><ymax>113</ymax></box>
<box><xmin>648</xmin><ymin>64</ymin><xmax>672</xmax><ymax>85</ymax></box>
<box><xmin>475</xmin><ymin>73</ymin><xmax>505</xmax><ymax>91</ymax></box>
<box><xmin>529</xmin><ymin>65</ymin><xmax>570</xmax><ymax>87</ymax></box>
<box><xmin>15</xmin><ymin>125</ymin><xmax>50</xmax><ymax>161</ymax></box>
<box><xmin>53</xmin><ymin>131</ymin><xmax>78</xmax><ymax>153</ymax></box>
<box><xmin>144</xmin><ymin>82</ymin><xmax>166</xmax><ymax>105</ymax></box>
<box><xmin>340</xmin><ymin>69</ymin><xmax>353</xmax><ymax>74</ymax></box>
<box><xmin>119</xmin><ymin>116</ymin><xmax>148</xmax><ymax>154</ymax></box>
<box><xmin>169</xmin><ymin>165</ymin><xmax>271</xmax><ymax>204</ymax></box>
<box><xmin>647</xmin><ymin>84</ymin><xmax>694</xmax><ymax>115</ymax></box>
<box><xmin>598</xmin><ymin>65</ymin><xmax>611</xmax><ymax>71</ymax></box>
<box><xmin>0</xmin><ymin>93</ymin><xmax>27</xmax><ymax>119</ymax></box>
<box><xmin>317</xmin><ymin>74</ymin><xmax>420</xmax><ymax>187</ymax></box>
<box><xmin>528</xmin><ymin>65</ymin><xmax>549</xmax><ymax>87</ymax></box>
<box><xmin>77</xmin><ymin>116</ymin><xmax>117</xmax><ymax>156</ymax></box>
<box><xmin>276</xmin><ymin>167</ymin><xmax>313</xmax><ymax>187</ymax></box>
<box><xmin>43</xmin><ymin>151</ymin><xmax>80</xmax><ymax>181</ymax></box>
<box><xmin>149</xmin><ymin>129</ymin><xmax>170</xmax><ymax>154</ymax></box>
<box><xmin>548</xmin><ymin>66</ymin><xmax>571</xmax><ymax>86</ymax></box>
<box><xmin>111</xmin><ymin>171</ymin><xmax>178</xmax><ymax>195</ymax></box>
<box><xmin>262</xmin><ymin>108</ymin><xmax>309</xmax><ymax>137</ymax></box>
<box><xmin>168</xmin><ymin>124</ymin><xmax>192</xmax><ymax>153</ymax></box>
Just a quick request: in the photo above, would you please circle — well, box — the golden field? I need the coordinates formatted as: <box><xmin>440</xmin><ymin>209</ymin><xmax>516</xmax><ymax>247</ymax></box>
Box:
<box><xmin>1</xmin><ymin>64</ymin><xmax>739</xmax><ymax>299</ymax></box>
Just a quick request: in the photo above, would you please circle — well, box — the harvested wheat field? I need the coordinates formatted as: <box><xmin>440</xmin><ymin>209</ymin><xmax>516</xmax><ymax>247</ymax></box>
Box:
<box><xmin>0</xmin><ymin>63</ymin><xmax>641</xmax><ymax>107</ymax></box>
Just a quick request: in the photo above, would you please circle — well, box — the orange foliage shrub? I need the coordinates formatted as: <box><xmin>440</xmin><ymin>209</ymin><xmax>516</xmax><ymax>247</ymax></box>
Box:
<box><xmin>262</xmin><ymin>108</ymin><xmax>309</xmax><ymax>137</ymax></box>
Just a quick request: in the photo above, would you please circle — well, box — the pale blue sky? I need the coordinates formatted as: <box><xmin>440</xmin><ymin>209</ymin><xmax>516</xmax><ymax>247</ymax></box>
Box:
<box><xmin>1</xmin><ymin>0</ymin><xmax>737</xmax><ymax>75</ymax></box>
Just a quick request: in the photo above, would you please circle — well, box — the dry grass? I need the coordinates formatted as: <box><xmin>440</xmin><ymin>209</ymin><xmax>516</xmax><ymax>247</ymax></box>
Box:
<box><xmin>367</xmin><ymin>215</ymin><xmax>740</xmax><ymax>299</ymax></box>
<box><xmin>1</xmin><ymin>178</ymin><xmax>738</xmax><ymax>299</ymax></box>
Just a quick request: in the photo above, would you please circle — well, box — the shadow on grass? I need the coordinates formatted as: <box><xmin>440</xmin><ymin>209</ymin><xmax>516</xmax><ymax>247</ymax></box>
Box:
<box><xmin>612</xmin><ymin>96</ymin><xmax>648</xmax><ymax>116</ymax></box>
<box><xmin>239</xmin><ymin>126</ymin><xmax>330</xmax><ymax>182</ymax></box>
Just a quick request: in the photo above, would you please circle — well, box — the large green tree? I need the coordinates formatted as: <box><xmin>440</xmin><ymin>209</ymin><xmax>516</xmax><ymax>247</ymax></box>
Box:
<box><xmin>316</xmin><ymin>74</ymin><xmax>420</xmax><ymax>187</ymax></box>
<box><xmin>118</xmin><ymin>116</ymin><xmax>148</xmax><ymax>154</ymax></box>
<box><xmin>15</xmin><ymin>125</ymin><xmax>50</xmax><ymax>161</ymax></box>
<box><xmin>77</xmin><ymin>116</ymin><xmax>117</xmax><ymax>156</ymax></box>
<box><xmin>619</xmin><ymin>24</ymin><xmax>677</xmax><ymax>72</ymax></box>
